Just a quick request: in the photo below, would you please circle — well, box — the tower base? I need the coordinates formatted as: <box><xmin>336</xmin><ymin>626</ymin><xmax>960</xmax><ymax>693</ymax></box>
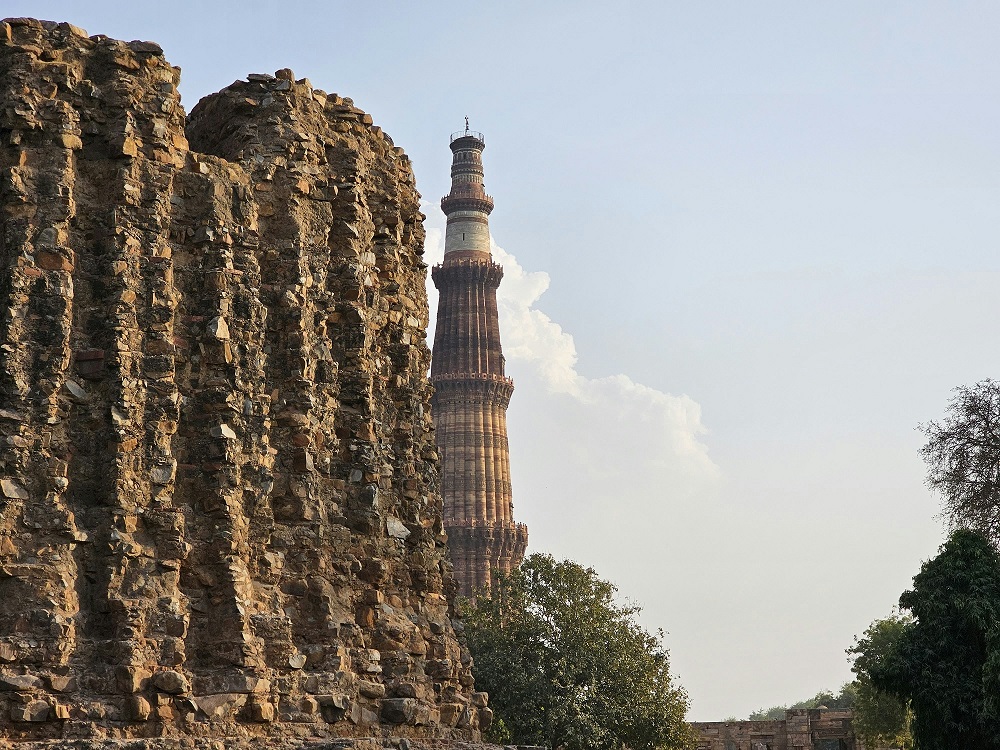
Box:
<box><xmin>445</xmin><ymin>523</ymin><xmax>529</xmax><ymax>598</ymax></box>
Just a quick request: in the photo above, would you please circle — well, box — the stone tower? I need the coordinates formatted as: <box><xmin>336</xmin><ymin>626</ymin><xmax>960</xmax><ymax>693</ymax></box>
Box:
<box><xmin>431</xmin><ymin>127</ymin><xmax>528</xmax><ymax>597</ymax></box>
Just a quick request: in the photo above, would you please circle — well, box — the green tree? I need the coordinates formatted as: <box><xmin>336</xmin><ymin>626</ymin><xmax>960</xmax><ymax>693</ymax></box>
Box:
<box><xmin>920</xmin><ymin>379</ymin><xmax>1000</xmax><ymax>546</ymax></box>
<box><xmin>462</xmin><ymin>554</ymin><xmax>694</xmax><ymax>750</ymax></box>
<box><xmin>847</xmin><ymin>613</ymin><xmax>913</xmax><ymax>749</ymax></box>
<box><xmin>867</xmin><ymin>529</ymin><xmax>1000</xmax><ymax>749</ymax></box>
<box><xmin>747</xmin><ymin>684</ymin><xmax>855</xmax><ymax>721</ymax></box>
<box><xmin>747</xmin><ymin>705</ymin><xmax>787</xmax><ymax>721</ymax></box>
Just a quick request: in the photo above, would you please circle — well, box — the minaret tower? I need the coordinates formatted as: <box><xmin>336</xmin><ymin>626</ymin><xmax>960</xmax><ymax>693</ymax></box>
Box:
<box><xmin>431</xmin><ymin>123</ymin><xmax>528</xmax><ymax>597</ymax></box>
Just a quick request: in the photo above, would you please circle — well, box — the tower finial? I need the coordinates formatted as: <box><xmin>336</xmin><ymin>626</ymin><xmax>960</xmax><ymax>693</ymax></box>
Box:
<box><xmin>464</xmin><ymin>115</ymin><xmax>469</xmax><ymax>134</ymax></box>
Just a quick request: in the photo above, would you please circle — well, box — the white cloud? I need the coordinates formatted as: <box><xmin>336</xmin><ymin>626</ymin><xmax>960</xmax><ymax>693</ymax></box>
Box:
<box><xmin>490</xmin><ymin>241</ymin><xmax>716</xmax><ymax>479</ymax></box>
<box><xmin>423</xmin><ymin>211</ymin><xmax>719</xmax><ymax>532</ymax></box>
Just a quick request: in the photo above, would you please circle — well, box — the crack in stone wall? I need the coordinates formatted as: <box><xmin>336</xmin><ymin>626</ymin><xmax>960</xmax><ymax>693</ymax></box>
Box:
<box><xmin>0</xmin><ymin>17</ymin><xmax>491</xmax><ymax>746</ymax></box>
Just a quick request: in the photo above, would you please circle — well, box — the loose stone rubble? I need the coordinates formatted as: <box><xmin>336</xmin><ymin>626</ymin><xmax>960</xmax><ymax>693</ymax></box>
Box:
<box><xmin>0</xmin><ymin>17</ymin><xmax>491</xmax><ymax>746</ymax></box>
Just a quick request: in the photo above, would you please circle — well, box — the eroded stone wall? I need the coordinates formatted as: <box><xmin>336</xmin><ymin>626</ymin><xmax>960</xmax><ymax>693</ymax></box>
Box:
<box><xmin>0</xmin><ymin>17</ymin><xmax>489</xmax><ymax>745</ymax></box>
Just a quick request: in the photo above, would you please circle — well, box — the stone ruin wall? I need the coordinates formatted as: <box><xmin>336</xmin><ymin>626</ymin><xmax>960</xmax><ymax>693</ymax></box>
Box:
<box><xmin>692</xmin><ymin>709</ymin><xmax>863</xmax><ymax>750</ymax></box>
<box><xmin>0</xmin><ymin>17</ymin><xmax>492</xmax><ymax>747</ymax></box>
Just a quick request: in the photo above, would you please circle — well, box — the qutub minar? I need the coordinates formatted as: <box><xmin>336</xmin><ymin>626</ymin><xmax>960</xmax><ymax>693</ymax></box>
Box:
<box><xmin>431</xmin><ymin>123</ymin><xmax>528</xmax><ymax>597</ymax></box>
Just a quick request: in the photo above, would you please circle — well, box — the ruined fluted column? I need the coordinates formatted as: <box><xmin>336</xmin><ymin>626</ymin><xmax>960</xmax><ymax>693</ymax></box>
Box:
<box><xmin>431</xmin><ymin>128</ymin><xmax>528</xmax><ymax>598</ymax></box>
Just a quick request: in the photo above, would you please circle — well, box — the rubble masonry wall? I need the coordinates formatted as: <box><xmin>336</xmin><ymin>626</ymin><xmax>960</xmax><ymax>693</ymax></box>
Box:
<box><xmin>0</xmin><ymin>16</ymin><xmax>490</xmax><ymax>747</ymax></box>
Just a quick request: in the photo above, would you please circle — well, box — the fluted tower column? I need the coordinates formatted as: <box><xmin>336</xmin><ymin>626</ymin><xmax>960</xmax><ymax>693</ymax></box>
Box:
<box><xmin>431</xmin><ymin>127</ymin><xmax>528</xmax><ymax>598</ymax></box>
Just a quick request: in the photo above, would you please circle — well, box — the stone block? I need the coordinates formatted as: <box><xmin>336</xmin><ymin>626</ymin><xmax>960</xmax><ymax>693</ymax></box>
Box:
<box><xmin>0</xmin><ymin>673</ymin><xmax>42</xmax><ymax>691</ymax></box>
<box><xmin>11</xmin><ymin>700</ymin><xmax>50</xmax><ymax>722</ymax></box>
<box><xmin>58</xmin><ymin>133</ymin><xmax>82</xmax><ymax>150</ymax></box>
<box><xmin>380</xmin><ymin>697</ymin><xmax>417</xmax><ymax>724</ymax></box>
<box><xmin>0</xmin><ymin>479</ymin><xmax>28</xmax><ymax>499</ymax></box>
<box><xmin>439</xmin><ymin>703</ymin><xmax>465</xmax><ymax>727</ymax></box>
<box><xmin>293</xmin><ymin>447</ymin><xmax>314</xmax><ymax>472</ymax></box>
<box><xmin>317</xmin><ymin>693</ymin><xmax>349</xmax><ymax>722</ymax></box>
<box><xmin>358</xmin><ymin>680</ymin><xmax>385</xmax><ymax>699</ymax></box>
<box><xmin>248</xmin><ymin>697</ymin><xmax>275</xmax><ymax>722</ymax></box>
<box><xmin>151</xmin><ymin>670</ymin><xmax>189</xmax><ymax>695</ymax></box>
<box><xmin>52</xmin><ymin>702</ymin><xmax>70</xmax><ymax>720</ymax></box>
<box><xmin>195</xmin><ymin>692</ymin><xmax>246</xmax><ymax>719</ymax></box>
<box><xmin>47</xmin><ymin>675</ymin><xmax>76</xmax><ymax>692</ymax></box>
<box><xmin>477</xmin><ymin>706</ymin><xmax>493</xmax><ymax>730</ymax></box>
<box><xmin>125</xmin><ymin>695</ymin><xmax>151</xmax><ymax>721</ymax></box>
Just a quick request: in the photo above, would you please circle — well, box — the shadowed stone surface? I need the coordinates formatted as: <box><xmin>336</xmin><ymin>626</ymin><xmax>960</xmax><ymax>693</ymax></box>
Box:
<box><xmin>0</xmin><ymin>17</ymin><xmax>490</xmax><ymax>746</ymax></box>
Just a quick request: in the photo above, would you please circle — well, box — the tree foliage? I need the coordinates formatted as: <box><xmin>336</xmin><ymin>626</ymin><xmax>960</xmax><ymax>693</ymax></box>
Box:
<box><xmin>847</xmin><ymin>613</ymin><xmax>914</xmax><ymax>750</ymax></box>
<box><xmin>920</xmin><ymin>379</ymin><xmax>1000</xmax><ymax>545</ymax></box>
<box><xmin>747</xmin><ymin>684</ymin><xmax>855</xmax><ymax>721</ymax></box>
<box><xmin>462</xmin><ymin>554</ymin><xmax>694</xmax><ymax>750</ymax></box>
<box><xmin>865</xmin><ymin>530</ymin><xmax>1000</xmax><ymax>749</ymax></box>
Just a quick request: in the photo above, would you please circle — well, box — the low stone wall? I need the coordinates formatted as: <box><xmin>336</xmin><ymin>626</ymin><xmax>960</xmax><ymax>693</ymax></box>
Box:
<box><xmin>692</xmin><ymin>708</ymin><xmax>862</xmax><ymax>750</ymax></box>
<box><xmin>0</xmin><ymin>740</ymin><xmax>513</xmax><ymax>750</ymax></box>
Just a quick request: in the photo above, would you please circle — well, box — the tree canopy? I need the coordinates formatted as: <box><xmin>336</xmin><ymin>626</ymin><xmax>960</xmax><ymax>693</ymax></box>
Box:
<box><xmin>847</xmin><ymin>613</ymin><xmax>913</xmax><ymax>749</ymax></box>
<box><xmin>462</xmin><ymin>553</ymin><xmax>694</xmax><ymax>750</ymax></box>
<box><xmin>865</xmin><ymin>529</ymin><xmax>1000</xmax><ymax>749</ymax></box>
<box><xmin>747</xmin><ymin>684</ymin><xmax>855</xmax><ymax>721</ymax></box>
<box><xmin>920</xmin><ymin>379</ymin><xmax>1000</xmax><ymax>545</ymax></box>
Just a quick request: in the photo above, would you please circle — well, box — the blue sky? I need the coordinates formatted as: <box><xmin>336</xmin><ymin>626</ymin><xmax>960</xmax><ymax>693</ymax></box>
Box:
<box><xmin>9</xmin><ymin>0</ymin><xmax>1000</xmax><ymax>720</ymax></box>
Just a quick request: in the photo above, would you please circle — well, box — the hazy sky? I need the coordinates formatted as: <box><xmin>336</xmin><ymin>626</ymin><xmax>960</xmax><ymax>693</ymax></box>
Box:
<box><xmin>11</xmin><ymin>0</ymin><xmax>1000</xmax><ymax>720</ymax></box>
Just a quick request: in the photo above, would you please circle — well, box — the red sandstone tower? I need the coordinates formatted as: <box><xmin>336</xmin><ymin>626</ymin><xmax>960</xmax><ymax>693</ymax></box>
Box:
<box><xmin>431</xmin><ymin>126</ymin><xmax>528</xmax><ymax>597</ymax></box>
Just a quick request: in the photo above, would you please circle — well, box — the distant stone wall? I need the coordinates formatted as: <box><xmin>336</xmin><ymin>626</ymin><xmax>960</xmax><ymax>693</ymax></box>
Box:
<box><xmin>692</xmin><ymin>708</ymin><xmax>863</xmax><ymax>750</ymax></box>
<box><xmin>0</xmin><ymin>16</ymin><xmax>490</xmax><ymax>746</ymax></box>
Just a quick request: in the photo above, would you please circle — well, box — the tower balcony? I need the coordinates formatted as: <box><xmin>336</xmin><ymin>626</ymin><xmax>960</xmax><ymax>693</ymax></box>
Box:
<box><xmin>431</xmin><ymin>257</ymin><xmax>504</xmax><ymax>287</ymax></box>
<box><xmin>430</xmin><ymin>371</ymin><xmax>514</xmax><ymax>387</ymax></box>
<box><xmin>441</xmin><ymin>188</ymin><xmax>494</xmax><ymax>216</ymax></box>
<box><xmin>430</xmin><ymin>372</ymin><xmax>515</xmax><ymax>407</ymax></box>
<box><xmin>451</xmin><ymin>131</ymin><xmax>485</xmax><ymax>145</ymax></box>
